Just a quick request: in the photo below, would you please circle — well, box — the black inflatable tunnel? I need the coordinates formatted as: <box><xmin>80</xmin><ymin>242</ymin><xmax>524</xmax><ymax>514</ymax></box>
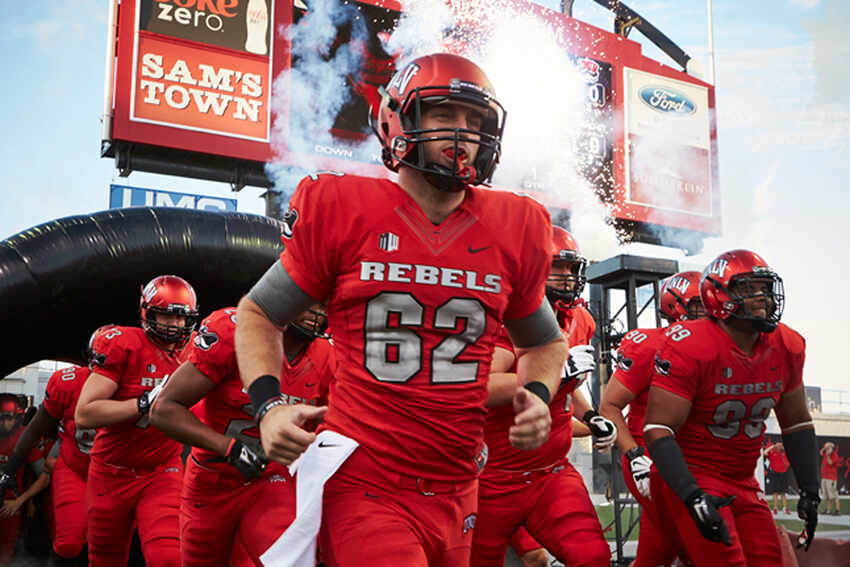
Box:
<box><xmin>0</xmin><ymin>207</ymin><xmax>284</xmax><ymax>378</ymax></box>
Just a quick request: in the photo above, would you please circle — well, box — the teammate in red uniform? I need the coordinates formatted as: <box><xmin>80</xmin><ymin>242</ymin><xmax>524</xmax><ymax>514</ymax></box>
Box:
<box><xmin>75</xmin><ymin>275</ymin><xmax>199</xmax><ymax>567</ymax></box>
<box><xmin>235</xmin><ymin>53</ymin><xmax>567</xmax><ymax>567</ymax></box>
<box><xmin>471</xmin><ymin>226</ymin><xmax>612</xmax><ymax>567</ymax></box>
<box><xmin>644</xmin><ymin>250</ymin><xmax>820</xmax><ymax>566</ymax></box>
<box><xmin>150</xmin><ymin>304</ymin><xmax>335</xmax><ymax>566</ymax></box>
<box><xmin>599</xmin><ymin>270</ymin><xmax>706</xmax><ymax>567</ymax></box>
<box><xmin>1</xmin><ymin>393</ymin><xmax>50</xmax><ymax>563</ymax></box>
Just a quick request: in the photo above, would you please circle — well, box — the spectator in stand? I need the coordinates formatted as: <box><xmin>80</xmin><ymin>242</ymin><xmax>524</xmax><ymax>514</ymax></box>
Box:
<box><xmin>820</xmin><ymin>442</ymin><xmax>841</xmax><ymax>515</ymax></box>
<box><xmin>765</xmin><ymin>441</ymin><xmax>791</xmax><ymax>514</ymax></box>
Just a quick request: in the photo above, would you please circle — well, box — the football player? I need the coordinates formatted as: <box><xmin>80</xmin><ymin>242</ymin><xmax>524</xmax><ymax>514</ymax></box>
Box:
<box><xmin>0</xmin><ymin>327</ymin><xmax>108</xmax><ymax>566</ymax></box>
<box><xmin>644</xmin><ymin>250</ymin><xmax>820</xmax><ymax>566</ymax></box>
<box><xmin>1</xmin><ymin>393</ymin><xmax>50</xmax><ymax>563</ymax></box>
<box><xmin>150</xmin><ymin>304</ymin><xmax>335</xmax><ymax>566</ymax></box>
<box><xmin>471</xmin><ymin>227</ymin><xmax>612</xmax><ymax>567</ymax></box>
<box><xmin>75</xmin><ymin>275</ymin><xmax>199</xmax><ymax>567</ymax></box>
<box><xmin>235</xmin><ymin>52</ymin><xmax>567</xmax><ymax>567</ymax></box>
<box><xmin>598</xmin><ymin>270</ymin><xmax>705</xmax><ymax>567</ymax></box>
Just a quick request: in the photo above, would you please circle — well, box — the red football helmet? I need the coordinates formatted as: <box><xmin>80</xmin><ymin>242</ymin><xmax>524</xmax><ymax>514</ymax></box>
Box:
<box><xmin>0</xmin><ymin>393</ymin><xmax>23</xmax><ymax>436</ymax></box>
<box><xmin>371</xmin><ymin>52</ymin><xmax>506</xmax><ymax>191</ymax></box>
<box><xmin>546</xmin><ymin>226</ymin><xmax>587</xmax><ymax>308</ymax></box>
<box><xmin>659</xmin><ymin>271</ymin><xmax>705</xmax><ymax>322</ymax></box>
<box><xmin>140</xmin><ymin>275</ymin><xmax>199</xmax><ymax>348</ymax></box>
<box><xmin>700</xmin><ymin>250</ymin><xmax>784</xmax><ymax>332</ymax></box>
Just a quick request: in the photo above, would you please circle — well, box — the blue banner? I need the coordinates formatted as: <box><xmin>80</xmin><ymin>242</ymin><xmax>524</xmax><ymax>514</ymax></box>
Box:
<box><xmin>109</xmin><ymin>184</ymin><xmax>237</xmax><ymax>212</ymax></box>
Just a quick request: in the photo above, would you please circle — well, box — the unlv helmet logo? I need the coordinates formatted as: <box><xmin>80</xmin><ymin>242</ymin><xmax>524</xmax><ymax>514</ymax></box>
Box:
<box><xmin>667</xmin><ymin>275</ymin><xmax>691</xmax><ymax>295</ymax></box>
<box><xmin>142</xmin><ymin>280</ymin><xmax>158</xmax><ymax>303</ymax></box>
<box><xmin>387</xmin><ymin>63</ymin><xmax>420</xmax><ymax>96</ymax></box>
<box><xmin>707</xmin><ymin>258</ymin><xmax>729</xmax><ymax>278</ymax></box>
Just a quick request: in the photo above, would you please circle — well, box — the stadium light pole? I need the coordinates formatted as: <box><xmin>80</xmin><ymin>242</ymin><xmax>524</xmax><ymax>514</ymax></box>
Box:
<box><xmin>707</xmin><ymin>0</ymin><xmax>717</xmax><ymax>84</ymax></box>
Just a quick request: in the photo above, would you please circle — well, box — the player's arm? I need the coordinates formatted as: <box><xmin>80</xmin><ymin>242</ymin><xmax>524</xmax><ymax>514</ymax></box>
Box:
<box><xmin>150</xmin><ymin>361</ymin><xmax>228</xmax><ymax>456</ymax></box>
<box><xmin>645</xmin><ymin>386</ymin><xmax>733</xmax><ymax>545</ymax></box>
<box><xmin>504</xmin><ymin>301</ymin><xmax>567</xmax><ymax>451</ymax></box>
<box><xmin>599</xmin><ymin>377</ymin><xmax>639</xmax><ymax>452</ymax></box>
<box><xmin>75</xmin><ymin>372</ymin><xmax>140</xmax><ymax>428</ymax></box>
<box><xmin>1</xmin><ymin>468</ymin><xmax>50</xmax><ymax>518</ymax></box>
<box><xmin>486</xmin><ymin>346</ymin><xmax>519</xmax><ymax>407</ymax></box>
<box><xmin>235</xmin><ymin>262</ymin><xmax>327</xmax><ymax>465</ymax></box>
<box><xmin>0</xmin><ymin>406</ymin><xmax>58</xmax><ymax>480</ymax></box>
<box><xmin>776</xmin><ymin>384</ymin><xmax>820</xmax><ymax>549</ymax></box>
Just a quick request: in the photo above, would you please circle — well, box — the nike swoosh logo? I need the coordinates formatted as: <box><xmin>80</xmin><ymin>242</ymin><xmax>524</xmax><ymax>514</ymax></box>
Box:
<box><xmin>365</xmin><ymin>491</ymin><xmax>380</xmax><ymax>498</ymax></box>
<box><xmin>305</xmin><ymin>382</ymin><xmax>317</xmax><ymax>387</ymax></box>
<box><xmin>468</xmin><ymin>246</ymin><xmax>491</xmax><ymax>254</ymax></box>
<box><xmin>318</xmin><ymin>441</ymin><xmax>339</xmax><ymax>448</ymax></box>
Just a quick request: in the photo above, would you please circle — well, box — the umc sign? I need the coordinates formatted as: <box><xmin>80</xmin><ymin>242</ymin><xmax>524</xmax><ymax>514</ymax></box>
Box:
<box><xmin>109</xmin><ymin>184</ymin><xmax>237</xmax><ymax>211</ymax></box>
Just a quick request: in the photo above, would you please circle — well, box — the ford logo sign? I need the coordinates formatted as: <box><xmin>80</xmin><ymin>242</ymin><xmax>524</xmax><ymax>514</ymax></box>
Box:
<box><xmin>639</xmin><ymin>86</ymin><xmax>696</xmax><ymax>115</ymax></box>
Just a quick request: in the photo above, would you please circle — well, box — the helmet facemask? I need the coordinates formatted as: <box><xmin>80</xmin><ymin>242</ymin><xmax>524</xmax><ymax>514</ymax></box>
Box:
<box><xmin>546</xmin><ymin>255</ymin><xmax>588</xmax><ymax>309</ymax></box>
<box><xmin>142</xmin><ymin>306</ymin><xmax>199</xmax><ymax>348</ymax></box>
<box><xmin>289</xmin><ymin>305</ymin><xmax>330</xmax><ymax>343</ymax></box>
<box><xmin>715</xmin><ymin>272</ymin><xmax>785</xmax><ymax>332</ymax></box>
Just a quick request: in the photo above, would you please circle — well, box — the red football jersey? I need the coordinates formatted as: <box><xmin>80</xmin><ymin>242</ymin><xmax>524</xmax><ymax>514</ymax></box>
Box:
<box><xmin>483</xmin><ymin>304</ymin><xmax>596</xmax><ymax>471</ymax></box>
<box><xmin>280</xmin><ymin>173</ymin><xmax>552</xmax><ymax>480</ymax></box>
<box><xmin>609</xmin><ymin>327</ymin><xmax>667</xmax><ymax>448</ymax></box>
<box><xmin>652</xmin><ymin>320</ymin><xmax>805</xmax><ymax>479</ymax></box>
<box><xmin>188</xmin><ymin>307</ymin><xmax>335</xmax><ymax>478</ymax></box>
<box><xmin>43</xmin><ymin>365</ymin><xmax>96</xmax><ymax>478</ymax></box>
<box><xmin>1</xmin><ymin>428</ymin><xmax>42</xmax><ymax>496</ymax></box>
<box><xmin>88</xmin><ymin>326</ymin><xmax>183</xmax><ymax>468</ymax></box>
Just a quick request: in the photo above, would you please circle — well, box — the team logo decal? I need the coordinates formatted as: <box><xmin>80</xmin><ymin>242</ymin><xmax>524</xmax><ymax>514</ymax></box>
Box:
<box><xmin>142</xmin><ymin>280</ymin><xmax>158</xmax><ymax>303</ymax></box>
<box><xmin>706</xmin><ymin>258</ymin><xmax>729</xmax><ymax>278</ymax></box>
<box><xmin>722</xmin><ymin>367</ymin><xmax>733</xmax><ymax>379</ymax></box>
<box><xmin>616</xmin><ymin>352</ymin><xmax>634</xmax><ymax>372</ymax></box>
<box><xmin>194</xmin><ymin>327</ymin><xmax>219</xmax><ymax>351</ymax></box>
<box><xmin>281</xmin><ymin>208</ymin><xmax>299</xmax><ymax>240</ymax></box>
<box><xmin>666</xmin><ymin>275</ymin><xmax>691</xmax><ymax>295</ymax></box>
<box><xmin>147</xmin><ymin>364</ymin><xmax>157</xmax><ymax>374</ymax></box>
<box><xmin>462</xmin><ymin>513</ymin><xmax>477</xmax><ymax>535</ymax></box>
<box><xmin>378</xmin><ymin>232</ymin><xmax>399</xmax><ymax>252</ymax></box>
<box><xmin>654</xmin><ymin>355</ymin><xmax>671</xmax><ymax>376</ymax></box>
<box><xmin>387</xmin><ymin>63</ymin><xmax>420</xmax><ymax>96</ymax></box>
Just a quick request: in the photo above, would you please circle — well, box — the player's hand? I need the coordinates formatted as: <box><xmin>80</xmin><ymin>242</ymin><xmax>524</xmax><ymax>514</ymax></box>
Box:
<box><xmin>626</xmin><ymin>446</ymin><xmax>652</xmax><ymax>499</ymax></box>
<box><xmin>0</xmin><ymin>472</ymin><xmax>16</xmax><ymax>498</ymax></box>
<box><xmin>564</xmin><ymin>344</ymin><xmax>595</xmax><ymax>381</ymax></box>
<box><xmin>137</xmin><ymin>375</ymin><xmax>168</xmax><ymax>416</ymax></box>
<box><xmin>225</xmin><ymin>438</ymin><xmax>268</xmax><ymax>480</ymax></box>
<box><xmin>796</xmin><ymin>489</ymin><xmax>820</xmax><ymax>551</ymax></box>
<box><xmin>582</xmin><ymin>410</ymin><xmax>617</xmax><ymax>451</ymax></box>
<box><xmin>685</xmin><ymin>490</ymin><xmax>734</xmax><ymax>545</ymax></box>
<box><xmin>509</xmin><ymin>387</ymin><xmax>552</xmax><ymax>451</ymax></box>
<box><xmin>1</xmin><ymin>498</ymin><xmax>23</xmax><ymax>518</ymax></box>
<box><xmin>258</xmin><ymin>403</ymin><xmax>328</xmax><ymax>465</ymax></box>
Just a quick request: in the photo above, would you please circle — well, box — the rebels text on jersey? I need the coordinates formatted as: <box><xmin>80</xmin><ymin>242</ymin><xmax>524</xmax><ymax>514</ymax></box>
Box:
<box><xmin>189</xmin><ymin>307</ymin><xmax>335</xmax><ymax>478</ymax></box>
<box><xmin>280</xmin><ymin>173</ymin><xmax>552</xmax><ymax>481</ymax></box>
<box><xmin>43</xmin><ymin>365</ymin><xmax>96</xmax><ymax>478</ymax></box>
<box><xmin>609</xmin><ymin>327</ymin><xmax>667</xmax><ymax>448</ymax></box>
<box><xmin>484</xmin><ymin>305</ymin><xmax>596</xmax><ymax>471</ymax></box>
<box><xmin>88</xmin><ymin>326</ymin><xmax>183</xmax><ymax>469</ymax></box>
<box><xmin>652</xmin><ymin>320</ymin><xmax>805</xmax><ymax>479</ymax></box>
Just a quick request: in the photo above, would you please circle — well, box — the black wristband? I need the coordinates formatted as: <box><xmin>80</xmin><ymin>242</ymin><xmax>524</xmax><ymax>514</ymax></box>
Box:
<box><xmin>249</xmin><ymin>375</ymin><xmax>282</xmax><ymax>415</ymax></box>
<box><xmin>648</xmin><ymin>435</ymin><xmax>700</xmax><ymax>503</ymax></box>
<box><xmin>782</xmin><ymin>427</ymin><xmax>820</xmax><ymax>495</ymax></box>
<box><xmin>3</xmin><ymin>453</ymin><xmax>23</xmax><ymax>475</ymax></box>
<box><xmin>582</xmin><ymin>410</ymin><xmax>598</xmax><ymax>424</ymax></box>
<box><xmin>524</xmin><ymin>381</ymin><xmax>551</xmax><ymax>405</ymax></box>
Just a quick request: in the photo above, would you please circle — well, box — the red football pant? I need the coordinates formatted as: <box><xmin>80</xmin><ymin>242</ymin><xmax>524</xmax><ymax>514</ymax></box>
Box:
<box><xmin>472</xmin><ymin>460</ymin><xmax>610</xmax><ymax>567</ymax></box>
<box><xmin>620</xmin><ymin>453</ymin><xmax>677</xmax><ymax>567</ymax></box>
<box><xmin>86</xmin><ymin>458</ymin><xmax>182</xmax><ymax>567</ymax></box>
<box><xmin>319</xmin><ymin>449</ymin><xmax>478</xmax><ymax>567</ymax></box>
<box><xmin>180</xmin><ymin>458</ymin><xmax>297</xmax><ymax>567</ymax></box>
<box><xmin>650</xmin><ymin>469</ymin><xmax>782</xmax><ymax>567</ymax></box>
<box><xmin>51</xmin><ymin>457</ymin><xmax>88</xmax><ymax>558</ymax></box>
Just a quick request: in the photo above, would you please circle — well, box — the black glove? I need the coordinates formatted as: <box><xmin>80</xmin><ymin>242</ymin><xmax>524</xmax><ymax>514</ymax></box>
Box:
<box><xmin>137</xmin><ymin>392</ymin><xmax>152</xmax><ymax>416</ymax></box>
<box><xmin>225</xmin><ymin>438</ymin><xmax>267</xmax><ymax>481</ymax></box>
<box><xmin>582</xmin><ymin>410</ymin><xmax>617</xmax><ymax>450</ymax></box>
<box><xmin>0</xmin><ymin>471</ymin><xmax>16</xmax><ymax>497</ymax></box>
<box><xmin>685</xmin><ymin>490</ymin><xmax>734</xmax><ymax>546</ymax></box>
<box><xmin>796</xmin><ymin>489</ymin><xmax>820</xmax><ymax>551</ymax></box>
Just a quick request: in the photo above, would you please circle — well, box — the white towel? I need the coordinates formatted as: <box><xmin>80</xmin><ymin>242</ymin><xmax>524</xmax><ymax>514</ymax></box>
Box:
<box><xmin>260</xmin><ymin>430</ymin><xmax>359</xmax><ymax>567</ymax></box>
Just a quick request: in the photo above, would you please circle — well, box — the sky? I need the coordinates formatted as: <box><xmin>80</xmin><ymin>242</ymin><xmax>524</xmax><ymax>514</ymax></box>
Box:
<box><xmin>1</xmin><ymin>1</ymin><xmax>848</xmax><ymax>401</ymax></box>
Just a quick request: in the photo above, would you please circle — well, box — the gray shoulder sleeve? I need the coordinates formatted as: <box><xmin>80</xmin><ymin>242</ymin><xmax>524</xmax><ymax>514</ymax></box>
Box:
<box><xmin>246</xmin><ymin>261</ymin><xmax>317</xmax><ymax>327</ymax></box>
<box><xmin>504</xmin><ymin>301</ymin><xmax>563</xmax><ymax>349</ymax></box>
